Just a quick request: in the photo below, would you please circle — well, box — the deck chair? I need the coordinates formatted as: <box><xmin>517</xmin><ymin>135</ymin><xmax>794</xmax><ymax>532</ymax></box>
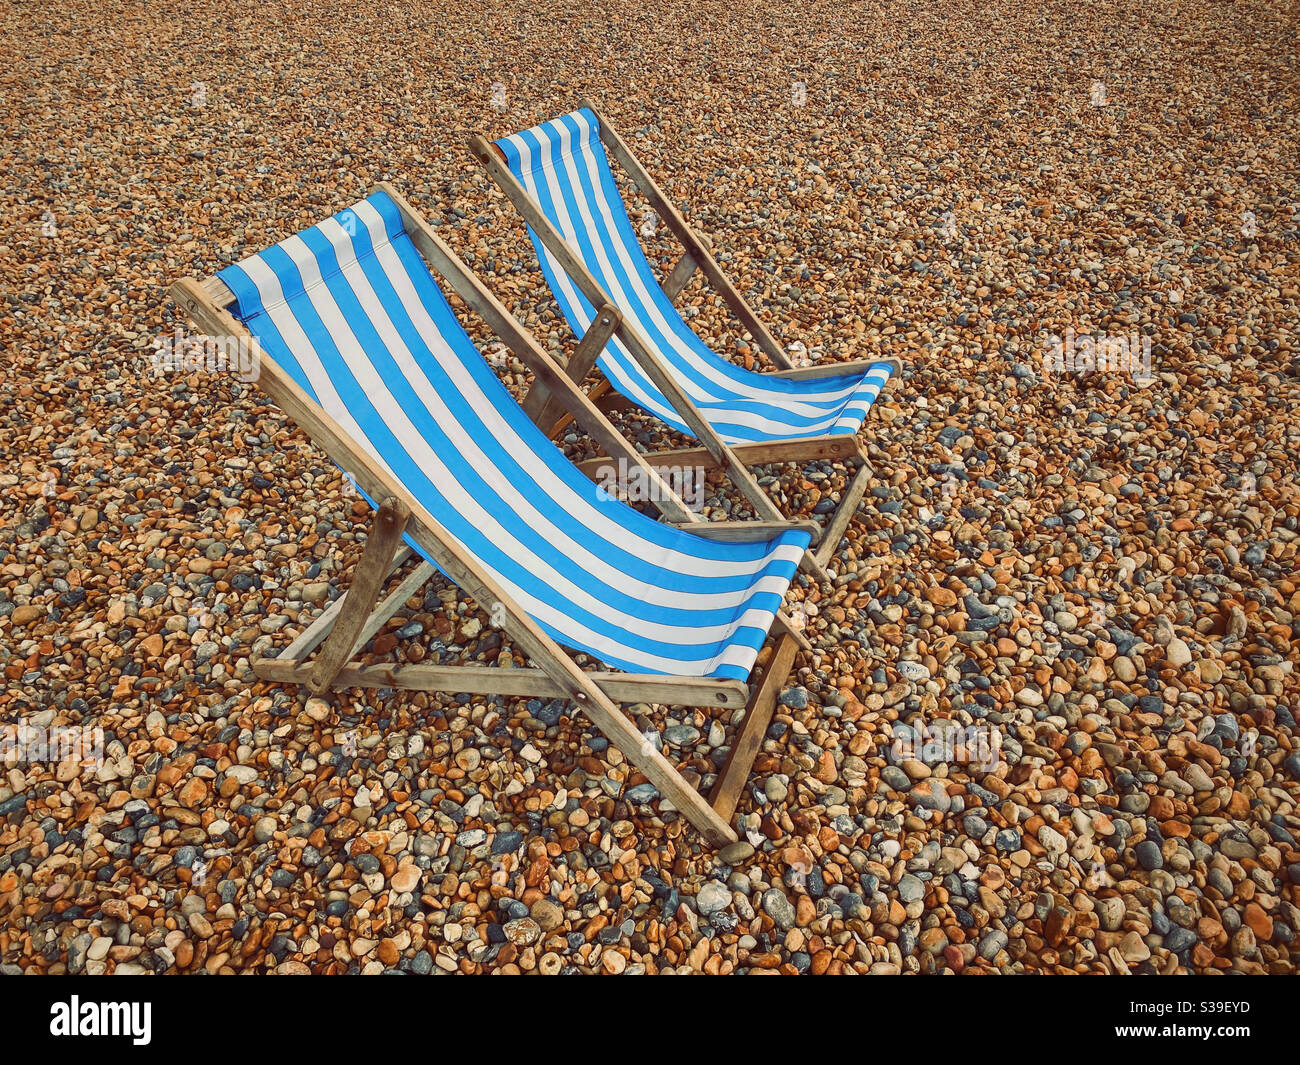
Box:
<box><xmin>471</xmin><ymin>102</ymin><xmax>901</xmax><ymax>584</ymax></box>
<box><xmin>170</xmin><ymin>183</ymin><xmax>818</xmax><ymax>848</ymax></box>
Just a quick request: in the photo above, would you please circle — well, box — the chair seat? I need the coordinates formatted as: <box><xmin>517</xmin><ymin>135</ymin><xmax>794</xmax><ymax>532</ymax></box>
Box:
<box><xmin>495</xmin><ymin>108</ymin><xmax>895</xmax><ymax>446</ymax></box>
<box><xmin>216</xmin><ymin>191</ymin><xmax>810</xmax><ymax>680</ymax></box>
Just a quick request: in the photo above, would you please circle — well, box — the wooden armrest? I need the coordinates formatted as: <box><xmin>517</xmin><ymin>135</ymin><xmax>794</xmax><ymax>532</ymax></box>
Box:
<box><xmin>669</xmin><ymin>518</ymin><xmax>822</xmax><ymax>545</ymax></box>
<box><xmin>768</xmin><ymin>357</ymin><xmax>903</xmax><ymax>381</ymax></box>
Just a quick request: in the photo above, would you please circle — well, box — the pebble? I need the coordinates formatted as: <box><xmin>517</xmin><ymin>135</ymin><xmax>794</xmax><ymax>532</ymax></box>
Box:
<box><xmin>1096</xmin><ymin>897</ymin><xmax>1126</xmax><ymax>932</ymax></box>
<box><xmin>897</xmin><ymin>874</ymin><xmax>925</xmax><ymax>903</ymax></box>
<box><xmin>696</xmin><ymin>882</ymin><xmax>732</xmax><ymax>915</ymax></box>
<box><xmin>978</xmin><ymin>930</ymin><xmax>1009</xmax><ymax>961</ymax></box>
<box><xmin>719</xmin><ymin>841</ymin><xmax>755</xmax><ymax>865</ymax></box>
<box><xmin>503</xmin><ymin>919</ymin><xmax>541</xmax><ymax>947</ymax></box>
<box><xmin>762</xmin><ymin>889</ymin><xmax>797</xmax><ymax>930</ymax></box>
<box><xmin>530</xmin><ymin>898</ymin><xmax>565</xmax><ymax>932</ymax></box>
<box><xmin>390</xmin><ymin>866</ymin><xmax>421</xmax><ymax>894</ymax></box>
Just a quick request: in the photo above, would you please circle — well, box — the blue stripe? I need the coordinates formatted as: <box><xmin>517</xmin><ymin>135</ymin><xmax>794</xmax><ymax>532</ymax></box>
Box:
<box><xmin>309</xmin><ymin>224</ymin><xmax>779</xmax><ymax>633</ymax></box>
<box><xmin>216</xmin><ymin>190</ymin><xmax>809</xmax><ymax>679</ymax></box>
<box><xmin>498</xmin><ymin>110</ymin><xmax>896</xmax><ymax>442</ymax></box>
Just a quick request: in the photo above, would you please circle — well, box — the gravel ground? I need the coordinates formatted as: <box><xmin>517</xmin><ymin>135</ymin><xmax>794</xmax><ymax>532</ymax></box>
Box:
<box><xmin>2</xmin><ymin>0</ymin><xmax>1298</xmax><ymax>974</ymax></box>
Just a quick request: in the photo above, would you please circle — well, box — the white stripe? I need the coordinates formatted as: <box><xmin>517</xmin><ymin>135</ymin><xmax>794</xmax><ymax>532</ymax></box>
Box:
<box><xmin>240</xmin><ymin>209</ymin><xmax>801</xmax><ymax>675</ymax></box>
<box><xmin>556</xmin><ymin>112</ymin><xmax>864</xmax><ymax>413</ymax></box>
<box><xmin>504</xmin><ymin>114</ymin><xmax>888</xmax><ymax>442</ymax></box>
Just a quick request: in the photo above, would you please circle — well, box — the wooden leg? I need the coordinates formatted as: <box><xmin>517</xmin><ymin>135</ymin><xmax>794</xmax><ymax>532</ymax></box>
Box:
<box><xmin>773</xmin><ymin>611</ymin><xmax>813</xmax><ymax>653</ymax></box>
<box><xmin>709</xmin><ymin>632</ymin><xmax>799</xmax><ymax>824</ymax></box>
<box><xmin>524</xmin><ymin>305</ymin><xmax>621</xmax><ymax>432</ymax></box>
<box><xmin>584</xmin><ymin>698</ymin><xmax>737</xmax><ymax>847</ymax></box>
<box><xmin>661</xmin><ymin>249</ymin><xmax>699</xmax><ymax>303</ymax></box>
<box><xmin>308</xmin><ymin>497</ymin><xmax>411</xmax><ymax>694</ymax></box>
<box><xmin>348</xmin><ymin>560</ymin><xmax>439</xmax><ymax>656</ymax></box>
<box><xmin>813</xmin><ymin>458</ymin><xmax>873</xmax><ymax>570</ymax></box>
<box><xmin>260</xmin><ymin>624</ymin><xmax>798</xmax><ymax>848</ymax></box>
<box><xmin>662</xmin><ymin>233</ymin><xmax>711</xmax><ymax>303</ymax></box>
<box><xmin>798</xmin><ymin>549</ymin><xmax>831</xmax><ymax>585</ymax></box>
<box><xmin>277</xmin><ymin>546</ymin><xmax>415</xmax><ymax>663</ymax></box>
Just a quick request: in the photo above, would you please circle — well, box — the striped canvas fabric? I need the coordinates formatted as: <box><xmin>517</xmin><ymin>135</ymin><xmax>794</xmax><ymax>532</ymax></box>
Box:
<box><xmin>216</xmin><ymin>191</ymin><xmax>810</xmax><ymax>681</ymax></box>
<box><xmin>496</xmin><ymin>108</ymin><xmax>895</xmax><ymax>446</ymax></box>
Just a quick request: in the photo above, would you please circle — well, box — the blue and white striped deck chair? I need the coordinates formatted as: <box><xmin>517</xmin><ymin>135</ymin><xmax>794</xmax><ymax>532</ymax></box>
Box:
<box><xmin>473</xmin><ymin>103</ymin><xmax>901</xmax><ymax>580</ymax></box>
<box><xmin>171</xmin><ymin>183</ymin><xmax>813</xmax><ymax>846</ymax></box>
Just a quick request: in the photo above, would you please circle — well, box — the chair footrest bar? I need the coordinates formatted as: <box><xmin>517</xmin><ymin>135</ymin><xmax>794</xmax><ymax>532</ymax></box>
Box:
<box><xmin>253</xmin><ymin>658</ymin><xmax>749</xmax><ymax>708</ymax></box>
<box><xmin>767</xmin><ymin>357</ymin><xmax>901</xmax><ymax>381</ymax></box>
<box><xmin>667</xmin><ymin>518</ymin><xmax>821</xmax><ymax>545</ymax></box>
<box><xmin>573</xmin><ymin>434</ymin><xmax>862</xmax><ymax>479</ymax></box>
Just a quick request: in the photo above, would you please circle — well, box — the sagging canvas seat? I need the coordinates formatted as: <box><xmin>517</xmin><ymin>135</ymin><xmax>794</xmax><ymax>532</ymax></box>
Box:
<box><xmin>494</xmin><ymin>107</ymin><xmax>895</xmax><ymax>445</ymax></box>
<box><xmin>472</xmin><ymin>103</ymin><xmax>901</xmax><ymax>583</ymax></box>
<box><xmin>173</xmin><ymin>182</ymin><xmax>814</xmax><ymax>846</ymax></box>
<box><xmin>215</xmin><ymin>190</ymin><xmax>808</xmax><ymax>681</ymax></box>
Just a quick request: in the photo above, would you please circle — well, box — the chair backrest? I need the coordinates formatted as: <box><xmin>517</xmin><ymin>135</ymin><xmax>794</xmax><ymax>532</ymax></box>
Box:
<box><xmin>216</xmin><ymin>191</ymin><xmax>808</xmax><ymax>680</ymax></box>
<box><xmin>496</xmin><ymin>109</ymin><xmax>892</xmax><ymax>444</ymax></box>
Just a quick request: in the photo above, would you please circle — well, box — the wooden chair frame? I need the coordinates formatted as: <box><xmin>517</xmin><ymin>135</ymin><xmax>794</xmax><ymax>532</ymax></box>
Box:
<box><xmin>170</xmin><ymin>182</ymin><xmax>816</xmax><ymax>847</ymax></box>
<box><xmin>471</xmin><ymin>98</ymin><xmax>902</xmax><ymax>583</ymax></box>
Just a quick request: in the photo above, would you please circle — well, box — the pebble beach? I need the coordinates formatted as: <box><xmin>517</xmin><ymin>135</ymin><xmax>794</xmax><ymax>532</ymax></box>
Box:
<box><xmin>2</xmin><ymin>0</ymin><xmax>1298</xmax><ymax>975</ymax></box>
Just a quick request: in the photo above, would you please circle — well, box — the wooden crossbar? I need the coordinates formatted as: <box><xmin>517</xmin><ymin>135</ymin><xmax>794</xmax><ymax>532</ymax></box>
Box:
<box><xmin>571</xmin><ymin>434</ymin><xmax>863</xmax><ymax>479</ymax></box>
<box><xmin>709</xmin><ymin>632</ymin><xmax>800</xmax><ymax>822</ymax></box>
<box><xmin>769</xmin><ymin>356</ymin><xmax>903</xmax><ymax>381</ymax></box>
<box><xmin>256</xmin><ymin>657</ymin><xmax>750</xmax><ymax>709</ymax></box>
